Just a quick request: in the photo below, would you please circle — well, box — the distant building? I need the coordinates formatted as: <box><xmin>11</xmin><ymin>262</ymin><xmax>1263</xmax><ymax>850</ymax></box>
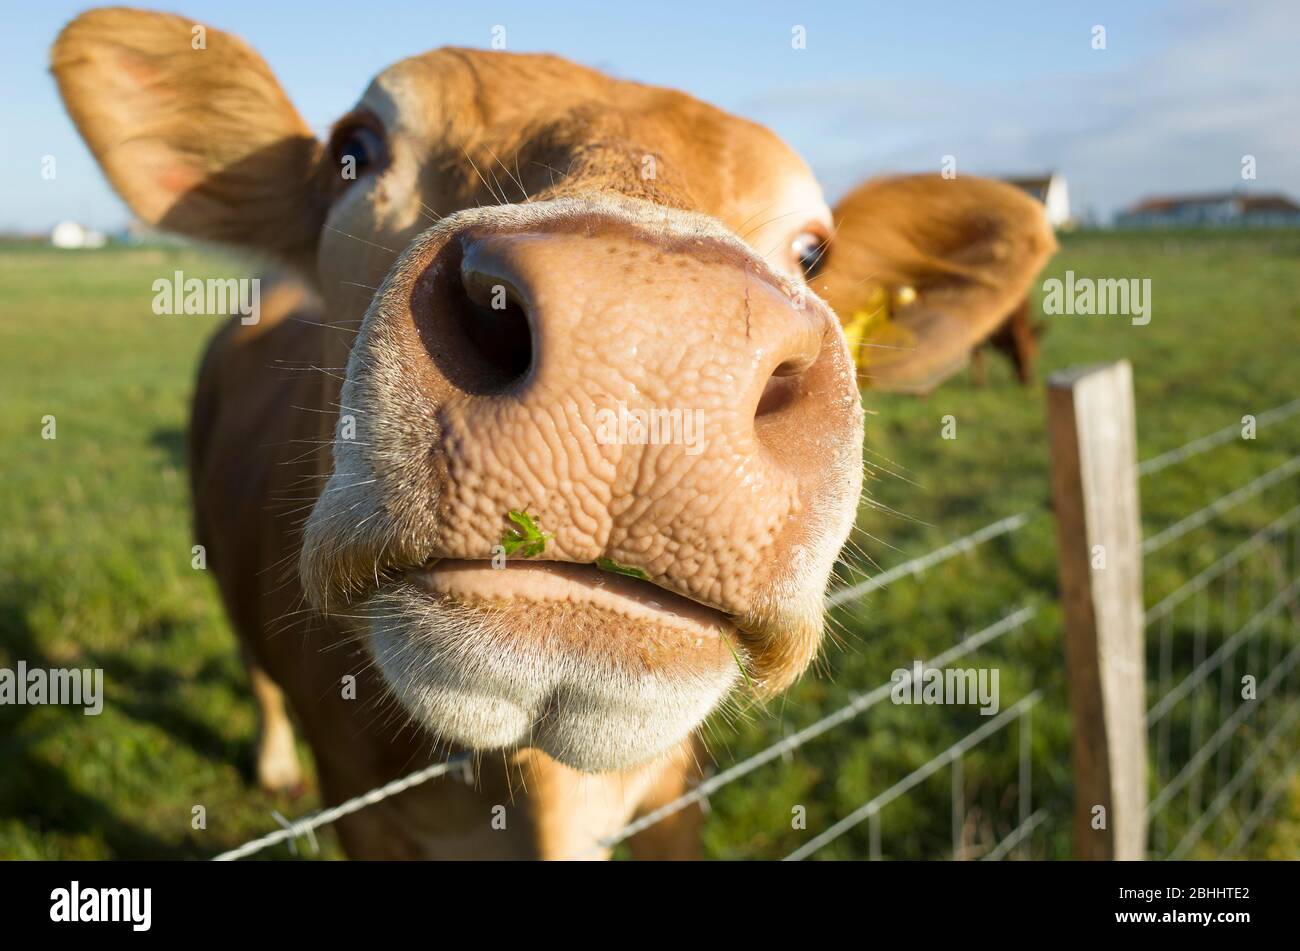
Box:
<box><xmin>50</xmin><ymin>221</ymin><xmax>107</xmax><ymax>249</ymax></box>
<box><xmin>1115</xmin><ymin>192</ymin><xmax>1300</xmax><ymax>228</ymax></box>
<box><xmin>1003</xmin><ymin>173</ymin><xmax>1072</xmax><ymax>229</ymax></box>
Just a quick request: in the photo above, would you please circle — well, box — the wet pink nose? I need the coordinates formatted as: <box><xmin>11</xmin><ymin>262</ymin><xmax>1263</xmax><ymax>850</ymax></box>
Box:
<box><xmin>426</xmin><ymin>225</ymin><xmax>828</xmax><ymax>437</ymax></box>
<box><xmin>406</xmin><ymin>219</ymin><xmax>859</xmax><ymax>611</ymax></box>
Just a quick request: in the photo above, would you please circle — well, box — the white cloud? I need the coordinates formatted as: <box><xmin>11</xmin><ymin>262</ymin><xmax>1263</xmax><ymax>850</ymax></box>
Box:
<box><xmin>745</xmin><ymin>0</ymin><xmax>1300</xmax><ymax>220</ymax></box>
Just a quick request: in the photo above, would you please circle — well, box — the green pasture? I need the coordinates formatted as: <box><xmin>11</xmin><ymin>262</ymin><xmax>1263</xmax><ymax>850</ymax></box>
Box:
<box><xmin>1</xmin><ymin>230</ymin><xmax>1298</xmax><ymax>859</ymax></box>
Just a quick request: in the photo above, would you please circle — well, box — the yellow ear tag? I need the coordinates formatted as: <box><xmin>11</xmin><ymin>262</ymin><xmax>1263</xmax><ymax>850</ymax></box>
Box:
<box><xmin>842</xmin><ymin>286</ymin><xmax>887</xmax><ymax>366</ymax></box>
<box><xmin>844</xmin><ymin>309</ymin><xmax>881</xmax><ymax>368</ymax></box>
<box><xmin>844</xmin><ymin>285</ymin><xmax>920</xmax><ymax>372</ymax></box>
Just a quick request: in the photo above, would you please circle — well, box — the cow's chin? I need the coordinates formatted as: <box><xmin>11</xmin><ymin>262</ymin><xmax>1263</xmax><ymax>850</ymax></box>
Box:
<box><xmin>363</xmin><ymin>560</ymin><xmax>742</xmax><ymax>773</ymax></box>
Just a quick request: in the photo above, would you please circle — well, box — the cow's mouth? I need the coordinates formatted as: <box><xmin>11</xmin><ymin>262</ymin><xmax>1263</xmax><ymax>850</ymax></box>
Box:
<box><xmin>408</xmin><ymin>559</ymin><xmax>737</xmax><ymax>639</ymax></box>
<box><xmin>363</xmin><ymin>557</ymin><xmax>745</xmax><ymax>771</ymax></box>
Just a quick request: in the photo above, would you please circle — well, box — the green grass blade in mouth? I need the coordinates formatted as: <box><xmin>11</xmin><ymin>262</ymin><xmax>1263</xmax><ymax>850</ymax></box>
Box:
<box><xmin>722</xmin><ymin>634</ymin><xmax>758</xmax><ymax>698</ymax></box>
<box><xmin>594</xmin><ymin>557</ymin><xmax>649</xmax><ymax>580</ymax></box>
<box><xmin>501</xmin><ymin>509</ymin><xmax>551</xmax><ymax>558</ymax></box>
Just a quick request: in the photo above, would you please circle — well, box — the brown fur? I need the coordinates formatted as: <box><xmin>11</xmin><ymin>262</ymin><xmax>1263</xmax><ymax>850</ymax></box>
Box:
<box><xmin>818</xmin><ymin>174</ymin><xmax>1057</xmax><ymax>392</ymax></box>
<box><xmin>971</xmin><ymin>297</ymin><xmax>1044</xmax><ymax>386</ymax></box>
<box><xmin>52</xmin><ymin>7</ymin><xmax>1055</xmax><ymax>859</ymax></box>
<box><xmin>51</xmin><ymin>8</ymin><xmax>326</xmax><ymax>271</ymax></box>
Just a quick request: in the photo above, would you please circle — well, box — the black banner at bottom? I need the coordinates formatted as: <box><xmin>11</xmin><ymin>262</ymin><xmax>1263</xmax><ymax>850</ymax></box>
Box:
<box><xmin>0</xmin><ymin>859</ymin><xmax>1286</xmax><ymax>939</ymax></box>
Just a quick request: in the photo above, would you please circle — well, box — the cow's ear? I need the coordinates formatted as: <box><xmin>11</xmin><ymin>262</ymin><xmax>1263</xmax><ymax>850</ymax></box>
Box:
<box><xmin>815</xmin><ymin>174</ymin><xmax>1056</xmax><ymax>393</ymax></box>
<box><xmin>51</xmin><ymin>8</ymin><xmax>325</xmax><ymax>266</ymax></box>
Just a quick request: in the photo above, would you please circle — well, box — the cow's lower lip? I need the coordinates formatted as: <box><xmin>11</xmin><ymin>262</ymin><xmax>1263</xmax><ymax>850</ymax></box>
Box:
<box><xmin>374</xmin><ymin>558</ymin><xmax>742</xmax><ymax>771</ymax></box>
<box><xmin>407</xmin><ymin>559</ymin><xmax>734</xmax><ymax>636</ymax></box>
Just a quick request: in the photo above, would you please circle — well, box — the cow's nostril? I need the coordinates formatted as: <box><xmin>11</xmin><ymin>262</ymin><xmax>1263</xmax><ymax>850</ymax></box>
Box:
<box><xmin>432</xmin><ymin>241</ymin><xmax>534</xmax><ymax>392</ymax></box>
<box><xmin>456</xmin><ymin>278</ymin><xmax>533</xmax><ymax>387</ymax></box>
<box><xmin>756</xmin><ymin>332</ymin><xmax>821</xmax><ymax>419</ymax></box>
<box><xmin>413</xmin><ymin>238</ymin><xmax>535</xmax><ymax>395</ymax></box>
<box><xmin>755</xmin><ymin>373</ymin><xmax>800</xmax><ymax>418</ymax></box>
<box><xmin>772</xmin><ymin>355</ymin><xmax>815</xmax><ymax>377</ymax></box>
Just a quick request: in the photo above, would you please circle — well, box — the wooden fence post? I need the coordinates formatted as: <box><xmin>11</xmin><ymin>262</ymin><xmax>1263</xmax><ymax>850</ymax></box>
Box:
<box><xmin>1047</xmin><ymin>360</ymin><xmax>1148</xmax><ymax>860</ymax></box>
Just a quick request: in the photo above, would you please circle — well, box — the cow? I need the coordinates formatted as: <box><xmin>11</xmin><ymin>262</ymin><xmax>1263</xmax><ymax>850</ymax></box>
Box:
<box><xmin>824</xmin><ymin>175</ymin><xmax>1055</xmax><ymax>394</ymax></box>
<box><xmin>51</xmin><ymin>7</ymin><xmax>1055</xmax><ymax>859</ymax></box>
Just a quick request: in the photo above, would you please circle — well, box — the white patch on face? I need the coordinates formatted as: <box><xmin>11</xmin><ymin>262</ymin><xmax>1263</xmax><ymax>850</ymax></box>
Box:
<box><xmin>314</xmin><ymin>73</ymin><xmax>434</xmax><ymax>316</ymax></box>
<box><xmin>362</xmin><ymin>72</ymin><xmax>411</xmax><ymax>131</ymax></box>
<box><xmin>365</xmin><ymin>590</ymin><xmax>739</xmax><ymax>772</ymax></box>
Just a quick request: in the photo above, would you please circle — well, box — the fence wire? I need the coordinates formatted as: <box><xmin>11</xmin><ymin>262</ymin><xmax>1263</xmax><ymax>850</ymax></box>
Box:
<box><xmin>214</xmin><ymin>399</ymin><xmax>1300</xmax><ymax>860</ymax></box>
<box><xmin>588</xmin><ymin>606</ymin><xmax>1037</xmax><ymax>858</ymax></box>
<box><xmin>1142</xmin><ymin>456</ymin><xmax>1300</xmax><ymax>554</ymax></box>
<box><xmin>783</xmin><ymin>692</ymin><xmax>1041</xmax><ymax>861</ymax></box>
<box><xmin>1137</xmin><ymin>398</ymin><xmax>1300</xmax><ymax>477</ymax></box>
<box><xmin>1144</xmin><ymin>482</ymin><xmax>1300</xmax><ymax>859</ymax></box>
<box><xmin>212</xmin><ymin>755</ymin><xmax>469</xmax><ymax>861</ymax></box>
<box><xmin>826</xmin><ymin>512</ymin><xmax>1032</xmax><ymax>605</ymax></box>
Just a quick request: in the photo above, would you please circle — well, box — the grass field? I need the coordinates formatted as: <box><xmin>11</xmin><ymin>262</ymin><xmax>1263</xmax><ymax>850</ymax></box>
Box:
<box><xmin>2</xmin><ymin>230</ymin><xmax>1299</xmax><ymax>860</ymax></box>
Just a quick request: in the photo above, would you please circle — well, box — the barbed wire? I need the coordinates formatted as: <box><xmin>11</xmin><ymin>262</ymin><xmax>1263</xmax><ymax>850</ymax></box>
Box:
<box><xmin>212</xmin><ymin>754</ymin><xmax>469</xmax><ymax>861</ymax></box>
<box><xmin>825</xmin><ymin>400</ymin><xmax>1300</xmax><ymax>606</ymax></box>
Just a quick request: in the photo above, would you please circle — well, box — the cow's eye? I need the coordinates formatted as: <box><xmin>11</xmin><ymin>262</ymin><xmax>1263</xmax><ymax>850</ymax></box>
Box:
<box><xmin>330</xmin><ymin>120</ymin><xmax>386</xmax><ymax>182</ymax></box>
<box><xmin>792</xmin><ymin>231</ymin><xmax>827</xmax><ymax>278</ymax></box>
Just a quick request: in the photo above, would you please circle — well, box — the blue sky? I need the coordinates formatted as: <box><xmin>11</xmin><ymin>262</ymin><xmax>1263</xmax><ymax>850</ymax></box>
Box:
<box><xmin>1</xmin><ymin>0</ymin><xmax>1295</xmax><ymax>231</ymax></box>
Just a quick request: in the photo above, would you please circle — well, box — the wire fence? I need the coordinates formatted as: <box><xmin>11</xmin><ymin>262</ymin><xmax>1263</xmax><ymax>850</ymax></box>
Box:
<box><xmin>213</xmin><ymin>393</ymin><xmax>1300</xmax><ymax>861</ymax></box>
<box><xmin>212</xmin><ymin>755</ymin><xmax>470</xmax><ymax>861</ymax></box>
<box><xmin>1143</xmin><ymin>472</ymin><xmax>1300</xmax><ymax>859</ymax></box>
<box><xmin>782</xmin><ymin>692</ymin><xmax>1042</xmax><ymax>861</ymax></box>
<box><xmin>591</xmin><ymin>605</ymin><xmax>1037</xmax><ymax>859</ymax></box>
